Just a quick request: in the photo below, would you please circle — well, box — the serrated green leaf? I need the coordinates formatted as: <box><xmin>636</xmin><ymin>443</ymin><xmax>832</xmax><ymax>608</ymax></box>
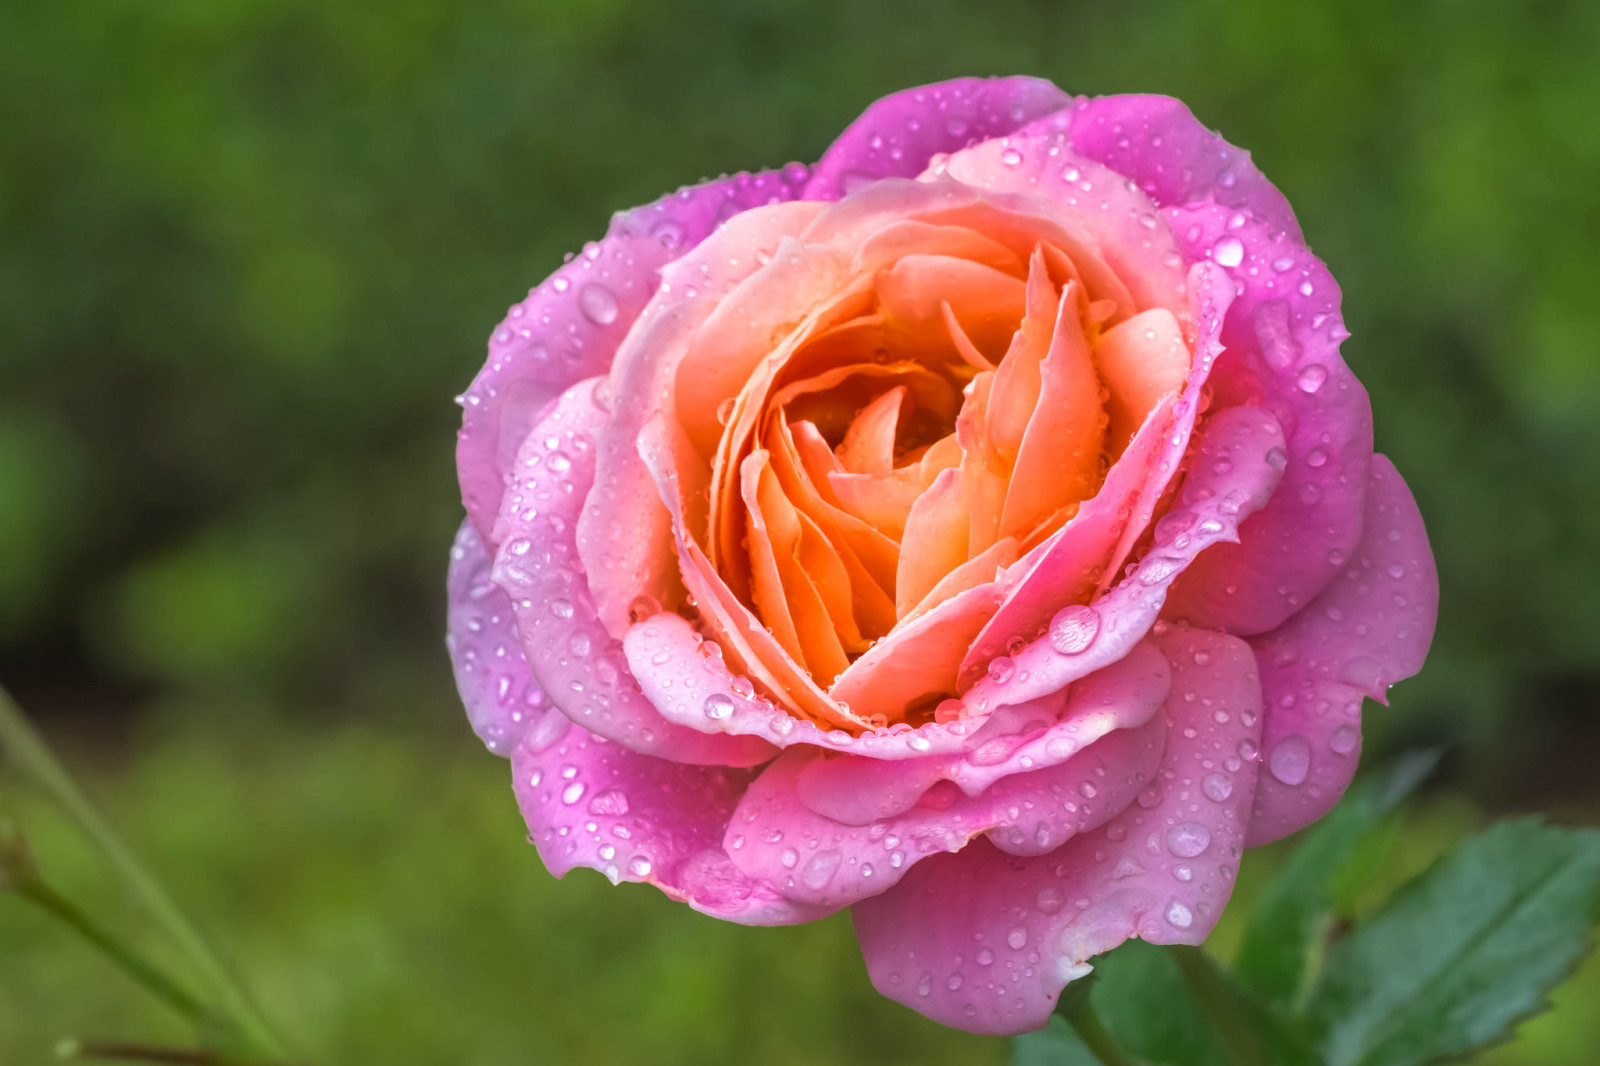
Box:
<box><xmin>1235</xmin><ymin>751</ymin><xmax>1438</xmax><ymax>1010</ymax></box>
<box><xmin>1012</xmin><ymin>1015</ymin><xmax>1105</xmax><ymax>1066</ymax></box>
<box><xmin>1310</xmin><ymin>818</ymin><xmax>1600</xmax><ymax>1066</ymax></box>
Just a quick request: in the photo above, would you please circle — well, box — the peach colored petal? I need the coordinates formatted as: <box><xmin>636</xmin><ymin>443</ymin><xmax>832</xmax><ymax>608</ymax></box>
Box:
<box><xmin>741</xmin><ymin>450</ymin><xmax>809</xmax><ymax>669</ymax></box>
<box><xmin>895</xmin><ymin>466</ymin><xmax>971</xmax><ymax>618</ymax></box>
<box><xmin>999</xmin><ymin>281</ymin><xmax>1107</xmax><ymax>540</ymax></box>
<box><xmin>956</xmin><ymin>372</ymin><xmax>1008</xmax><ymax>558</ymax></box>
<box><xmin>1095</xmin><ymin>308</ymin><xmax>1189</xmax><ymax>456</ymax></box>
<box><xmin>836</xmin><ymin>385</ymin><xmax>906</xmax><ymax>475</ymax></box>
<box><xmin>854</xmin><ymin>219</ymin><xmax>1025</xmax><ymax>277</ymax></box>
<box><xmin>902</xmin><ymin>535</ymin><xmax>1019</xmax><ymax>625</ymax></box>
<box><xmin>940</xmin><ymin>301</ymin><xmax>996</xmax><ymax>372</ymax></box>
<box><xmin>794</xmin><ymin>510</ymin><xmax>871</xmax><ymax>654</ymax></box>
<box><xmin>828</xmin><ymin>582</ymin><xmax>1006</xmax><ymax>722</ymax></box>
<box><xmin>675</xmin><ymin>236</ymin><xmax>852</xmax><ymax>458</ymax></box>
<box><xmin>877</xmin><ymin>253</ymin><xmax>1027</xmax><ymax>362</ymax></box>
<box><xmin>984</xmin><ymin>247</ymin><xmax>1059</xmax><ymax>460</ymax></box>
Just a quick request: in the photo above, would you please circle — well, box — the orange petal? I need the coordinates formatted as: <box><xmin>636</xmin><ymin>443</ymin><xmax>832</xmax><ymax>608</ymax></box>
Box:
<box><xmin>794</xmin><ymin>510</ymin><xmax>870</xmax><ymax>654</ymax></box>
<box><xmin>895</xmin><ymin>466</ymin><xmax>971</xmax><ymax>618</ymax></box>
<box><xmin>744</xmin><ymin>450</ymin><xmax>852</xmax><ymax>685</ymax></box>
<box><xmin>1095</xmin><ymin>308</ymin><xmax>1190</xmax><ymax>457</ymax></box>
<box><xmin>999</xmin><ymin>280</ymin><xmax>1107</xmax><ymax>541</ymax></box>
<box><xmin>877</xmin><ymin>254</ymin><xmax>1027</xmax><ymax>362</ymax></box>
<box><xmin>941</xmin><ymin>301</ymin><xmax>995</xmax><ymax>372</ymax></box>
<box><xmin>855</xmin><ymin>219</ymin><xmax>1026</xmax><ymax>276</ymax></box>
<box><xmin>985</xmin><ymin>247</ymin><xmax>1059</xmax><ymax>459</ymax></box>
<box><xmin>902</xmin><ymin>535</ymin><xmax>1019</xmax><ymax>624</ymax></box>
<box><xmin>828</xmin><ymin>582</ymin><xmax>1004</xmax><ymax>722</ymax></box>
<box><xmin>836</xmin><ymin>386</ymin><xmax>906</xmax><ymax>475</ymax></box>
<box><xmin>827</xmin><ymin>431</ymin><xmax>962</xmax><ymax>541</ymax></box>
<box><xmin>956</xmin><ymin>372</ymin><xmax>1008</xmax><ymax>558</ymax></box>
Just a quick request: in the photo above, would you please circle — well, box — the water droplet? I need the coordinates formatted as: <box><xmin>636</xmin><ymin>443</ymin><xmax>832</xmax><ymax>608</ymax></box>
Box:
<box><xmin>1269</xmin><ymin>735</ymin><xmax>1312</xmax><ymax>785</ymax></box>
<box><xmin>1265</xmin><ymin>446</ymin><xmax>1288</xmax><ymax>471</ymax></box>
<box><xmin>1167</xmin><ymin>823</ymin><xmax>1212</xmax><ymax>858</ymax></box>
<box><xmin>561</xmin><ymin>782</ymin><xmax>585</xmax><ymax>805</ymax></box>
<box><xmin>977</xmin><ymin>948</ymin><xmax>994</xmax><ymax>965</ymax></box>
<box><xmin>1211</xmin><ymin>236</ymin><xmax>1245</xmax><ymax>267</ymax></box>
<box><xmin>1201</xmin><ymin>773</ymin><xmax>1233</xmax><ymax>802</ymax></box>
<box><xmin>628</xmin><ymin>855</ymin><xmax>653</xmax><ymax>877</ymax></box>
<box><xmin>1049</xmin><ymin>605</ymin><xmax>1101</xmax><ymax>655</ymax></box>
<box><xmin>587</xmin><ymin>789</ymin><xmax>629</xmax><ymax>815</ymax></box>
<box><xmin>1296</xmin><ymin>364</ymin><xmax>1328</xmax><ymax>393</ymax></box>
<box><xmin>550</xmin><ymin>598</ymin><xmax>574</xmax><ymax>619</ymax></box>
<box><xmin>1330</xmin><ymin>724</ymin><xmax>1359</xmax><ymax>755</ymax></box>
<box><xmin>1165</xmin><ymin>900</ymin><xmax>1194</xmax><ymax>929</ymax></box>
<box><xmin>1007</xmin><ymin>926</ymin><xmax>1029</xmax><ymax>950</ymax></box>
<box><xmin>801</xmin><ymin>849</ymin><xmax>842</xmax><ymax>889</ymax></box>
<box><xmin>703</xmin><ymin>693</ymin><xmax>735</xmax><ymax>720</ymax></box>
<box><xmin>780</xmin><ymin>847</ymin><xmax>798</xmax><ymax>869</ymax></box>
<box><xmin>987</xmin><ymin>656</ymin><xmax>1015</xmax><ymax>684</ymax></box>
<box><xmin>579</xmin><ymin>283</ymin><xmax>619</xmax><ymax>325</ymax></box>
<box><xmin>1037</xmin><ymin>887</ymin><xmax>1065</xmax><ymax>915</ymax></box>
<box><xmin>1001</xmin><ymin>147</ymin><xmax>1023</xmax><ymax>166</ymax></box>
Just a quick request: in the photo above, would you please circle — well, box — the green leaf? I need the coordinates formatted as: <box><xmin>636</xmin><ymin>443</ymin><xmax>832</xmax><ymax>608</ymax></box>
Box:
<box><xmin>1013</xmin><ymin>1015</ymin><xmax>1106</xmax><ymax>1066</ymax></box>
<box><xmin>1235</xmin><ymin>751</ymin><xmax>1438</xmax><ymax>1010</ymax></box>
<box><xmin>1310</xmin><ymin>818</ymin><xmax>1600</xmax><ymax>1066</ymax></box>
<box><xmin>1092</xmin><ymin>942</ymin><xmax>1231</xmax><ymax>1066</ymax></box>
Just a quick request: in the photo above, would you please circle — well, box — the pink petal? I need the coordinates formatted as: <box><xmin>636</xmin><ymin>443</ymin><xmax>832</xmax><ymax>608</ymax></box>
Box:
<box><xmin>1246</xmin><ymin>455</ymin><xmax>1439</xmax><ymax>845</ymax></box>
<box><xmin>804</xmin><ymin>77</ymin><xmax>1073</xmax><ymax>201</ymax></box>
<box><xmin>1040</xmin><ymin>94</ymin><xmax>1302</xmax><ymax>242</ymax></box>
<box><xmin>852</xmin><ymin>625</ymin><xmax>1264</xmax><ymax>1035</ymax></box>
<box><xmin>458</xmin><ymin>168</ymin><xmax>811</xmax><ymax>543</ymax></box>
<box><xmin>511</xmin><ymin>720</ymin><xmax>830</xmax><ymax>926</ymax></box>
<box><xmin>489</xmin><ymin>377</ymin><xmax>775</xmax><ymax>767</ymax></box>
<box><xmin>802</xmin><ymin>642</ymin><xmax>1170</xmax><ymax>826</ymax></box>
<box><xmin>578</xmin><ymin>203</ymin><xmax>832</xmax><ymax>637</ymax></box>
<box><xmin>724</xmin><ymin>711</ymin><xmax>1165</xmax><ymax>910</ymax></box>
<box><xmin>446</xmin><ymin>520</ymin><xmax>549</xmax><ymax>757</ymax></box>
<box><xmin>1161</xmin><ymin>201</ymin><xmax>1373</xmax><ymax>636</ymax></box>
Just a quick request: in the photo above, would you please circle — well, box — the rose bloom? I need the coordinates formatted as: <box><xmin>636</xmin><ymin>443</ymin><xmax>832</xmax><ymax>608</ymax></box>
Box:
<box><xmin>447</xmin><ymin>77</ymin><xmax>1437</xmax><ymax>1034</ymax></box>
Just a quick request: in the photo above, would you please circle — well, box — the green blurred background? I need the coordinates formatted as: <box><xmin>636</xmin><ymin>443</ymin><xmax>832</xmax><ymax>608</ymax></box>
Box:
<box><xmin>2</xmin><ymin>0</ymin><xmax>1598</xmax><ymax>1062</ymax></box>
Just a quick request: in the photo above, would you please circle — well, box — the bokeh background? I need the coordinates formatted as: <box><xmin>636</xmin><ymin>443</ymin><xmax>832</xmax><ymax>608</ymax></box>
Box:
<box><xmin>3</xmin><ymin>0</ymin><xmax>1598</xmax><ymax>1062</ymax></box>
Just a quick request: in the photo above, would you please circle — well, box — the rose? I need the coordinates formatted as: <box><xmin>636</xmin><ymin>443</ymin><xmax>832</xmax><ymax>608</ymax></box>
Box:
<box><xmin>446</xmin><ymin>76</ymin><xmax>1438</xmax><ymax>1035</ymax></box>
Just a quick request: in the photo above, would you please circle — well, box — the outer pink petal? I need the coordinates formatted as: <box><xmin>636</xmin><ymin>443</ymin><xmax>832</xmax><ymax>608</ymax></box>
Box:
<box><xmin>962</xmin><ymin>401</ymin><xmax>1285</xmax><ymax>718</ymax></box>
<box><xmin>804</xmin><ymin>77</ymin><xmax>1072</xmax><ymax>201</ymax></box>
<box><xmin>797</xmin><ymin>643</ymin><xmax>1170</xmax><ymax>825</ymax></box>
<box><xmin>489</xmin><ymin>376</ymin><xmax>775</xmax><ymax>767</ymax></box>
<box><xmin>446</xmin><ymin>520</ymin><xmax>549</xmax><ymax>757</ymax></box>
<box><xmin>852</xmin><ymin>625</ymin><xmax>1264</xmax><ymax>1035</ymax></box>
<box><xmin>1160</xmin><ymin>202</ymin><xmax>1372</xmax><ymax>635</ymax></box>
<box><xmin>511</xmin><ymin>720</ymin><xmax>830</xmax><ymax>926</ymax></box>
<box><xmin>1245</xmin><ymin>455</ymin><xmax>1439</xmax><ymax>845</ymax></box>
<box><xmin>724</xmin><ymin>713</ymin><xmax>1165</xmax><ymax>910</ymax></box>
<box><xmin>1038</xmin><ymin>94</ymin><xmax>1301</xmax><ymax>241</ymax></box>
<box><xmin>457</xmin><ymin>168</ymin><xmax>810</xmax><ymax>543</ymax></box>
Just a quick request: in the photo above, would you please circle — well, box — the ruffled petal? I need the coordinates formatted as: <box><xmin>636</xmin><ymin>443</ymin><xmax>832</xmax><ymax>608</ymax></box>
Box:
<box><xmin>511</xmin><ymin>720</ymin><xmax>830</xmax><ymax>926</ymax></box>
<box><xmin>804</xmin><ymin>76</ymin><xmax>1073</xmax><ymax>201</ymax></box>
<box><xmin>1042</xmin><ymin>94</ymin><xmax>1302</xmax><ymax>242</ymax></box>
<box><xmin>723</xmin><ymin>712</ymin><xmax>1164</xmax><ymax>910</ymax></box>
<box><xmin>1246</xmin><ymin>455</ymin><xmax>1438</xmax><ymax>845</ymax></box>
<box><xmin>446</xmin><ymin>520</ymin><xmax>549</xmax><ymax>757</ymax></box>
<box><xmin>1161</xmin><ymin>201</ymin><xmax>1372</xmax><ymax>635</ymax></box>
<box><xmin>489</xmin><ymin>377</ymin><xmax>776</xmax><ymax>767</ymax></box>
<box><xmin>458</xmin><ymin>168</ymin><xmax>811</xmax><ymax>542</ymax></box>
<box><xmin>961</xmin><ymin>401</ymin><xmax>1285</xmax><ymax>717</ymax></box>
<box><xmin>852</xmin><ymin>625</ymin><xmax>1264</xmax><ymax>1034</ymax></box>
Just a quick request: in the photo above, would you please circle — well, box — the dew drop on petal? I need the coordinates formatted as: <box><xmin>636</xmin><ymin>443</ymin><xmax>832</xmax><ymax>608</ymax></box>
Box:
<box><xmin>1269</xmin><ymin>735</ymin><xmax>1312</xmax><ymax>785</ymax></box>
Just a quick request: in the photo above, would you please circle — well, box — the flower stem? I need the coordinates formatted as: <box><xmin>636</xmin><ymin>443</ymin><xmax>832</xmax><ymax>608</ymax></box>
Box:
<box><xmin>56</xmin><ymin>1038</ymin><xmax>282</xmax><ymax>1064</ymax></box>
<box><xmin>0</xmin><ymin>682</ymin><xmax>286</xmax><ymax>1058</ymax></box>
<box><xmin>16</xmin><ymin>876</ymin><xmax>205</xmax><ymax>1023</ymax></box>
<box><xmin>1056</xmin><ymin>977</ymin><xmax>1139</xmax><ymax>1066</ymax></box>
<box><xmin>1167</xmin><ymin>945</ymin><xmax>1268</xmax><ymax>1066</ymax></box>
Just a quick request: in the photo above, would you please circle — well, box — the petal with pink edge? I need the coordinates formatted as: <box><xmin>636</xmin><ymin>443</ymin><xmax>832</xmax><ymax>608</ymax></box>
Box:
<box><xmin>489</xmin><ymin>377</ymin><xmax>775</xmax><ymax>767</ymax></box>
<box><xmin>1246</xmin><ymin>454</ymin><xmax>1438</xmax><ymax>845</ymax></box>
<box><xmin>961</xmin><ymin>401</ymin><xmax>1285</xmax><ymax>718</ymax></box>
<box><xmin>511</xmin><ymin>721</ymin><xmax>830</xmax><ymax>926</ymax></box>
<box><xmin>1161</xmin><ymin>201</ymin><xmax>1373</xmax><ymax>636</ymax></box>
<box><xmin>804</xmin><ymin>77</ymin><xmax>1072</xmax><ymax>201</ymax></box>
<box><xmin>1034</xmin><ymin>94</ymin><xmax>1302</xmax><ymax>241</ymax></box>
<box><xmin>724</xmin><ymin>712</ymin><xmax>1164</xmax><ymax>910</ymax></box>
<box><xmin>852</xmin><ymin>625</ymin><xmax>1264</xmax><ymax>1035</ymax></box>
<box><xmin>457</xmin><ymin>168</ymin><xmax>810</xmax><ymax>542</ymax></box>
<box><xmin>446</xmin><ymin>520</ymin><xmax>549</xmax><ymax>757</ymax></box>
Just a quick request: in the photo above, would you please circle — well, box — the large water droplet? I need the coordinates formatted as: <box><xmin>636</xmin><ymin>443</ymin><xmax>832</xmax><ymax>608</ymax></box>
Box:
<box><xmin>703</xmin><ymin>693</ymin><xmax>735</xmax><ymax>720</ymax></box>
<box><xmin>561</xmin><ymin>781</ymin><xmax>586</xmax><ymax>805</ymax></box>
<box><xmin>801</xmin><ymin>849</ymin><xmax>841</xmax><ymax>889</ymax></box>
<box><xmin>587</xmin><ymin>789</ymin><xmax>629</xmax><ymax>816</ymax></box>
<box><xmin>1201</xmin><ymin>772</ymin><xmax>1234</xmax><ymax>802</ymax></box>
<box><xmin>1167</xmin><ymin>823</ymin><xmax>1212</xmax><ymax>858</ymax></box>
<box><xmin>1211</xmin><ymin>236</ymin><xmax>1245</xmax><ymax>267</ymax></box>
<box><xmin>1007</xmin><ymin>926</ymin><xmax>1029</xmax><ymax>950</ymax></box>
<box><xmin>579</xmin><ymin>283</ymin><xmax>619</xmax><ymax>325</ymax></box>
<box><xmin>1296</xmin><ymin>364</ymin><xmax>1328</xmax><ymax>393</ymax></box>
<box><xmin>1269</xmin><ymin>735</ymin><xmax>1312</xmax><ymax>785</ymax></box>
<box><xmin>1049</xmin><ymin>605</ymin><xmax>1101</xmax><ymax>655</ymax></box>
<box><xmin>987</xmin><ymin>656</ymin><xmax>1015</xmax><ymax>683</ymax></box>
<box><xmin>1166</xmin><ymin>900</ymin><xmax>1194</xmax><ymax>929</ymax></box>
<box><xmin>1330</xmin><ymin>724</ymin><xmax>1359</xmax><ymax>755</ymax></box>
